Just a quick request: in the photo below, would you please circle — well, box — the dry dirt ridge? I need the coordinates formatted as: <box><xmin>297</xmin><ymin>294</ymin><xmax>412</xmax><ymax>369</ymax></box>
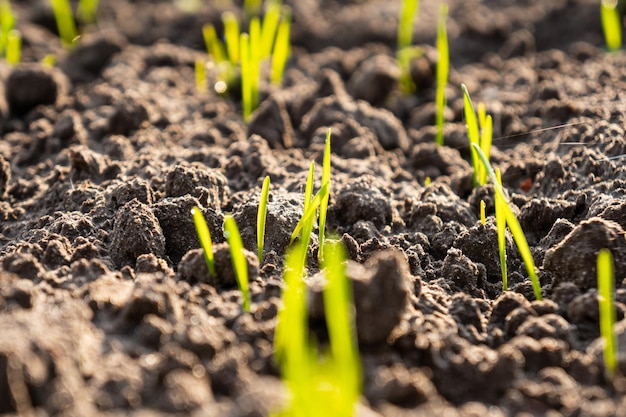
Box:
<box><xmin>1</xmin><ymin>0</ymin><xmax>626</xmax><ymax>416</ymax></box>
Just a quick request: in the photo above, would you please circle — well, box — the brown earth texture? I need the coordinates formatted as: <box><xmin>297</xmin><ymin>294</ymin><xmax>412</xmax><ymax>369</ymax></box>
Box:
<box><xmin>2</xmin><ymin>0</ymin><xmax>626</xmax><ymax>416</ymax></box>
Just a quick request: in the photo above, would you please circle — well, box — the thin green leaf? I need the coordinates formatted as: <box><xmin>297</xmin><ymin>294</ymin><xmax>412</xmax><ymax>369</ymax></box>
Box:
<box><xmin>249</xmin><ymin>16</ymin><xmax>261</xmax><ymax>113</ymax></box>
<box><xmin>318</xmin><ymin>129</ymin><xmax>332</xmax><ymax>262</ymax></box>
<box><xmin>397</xmin><ymin>0</ymin><xmax>419</xmax><ymax>51</ymax></box>
<box><xmin>597</xmin><ymin>248</ymin><xmax>617</xmax><ymax>381</ymax></box>
<box><xmin>479</xmin><ymin>114</ymin><xmax>493</xmax><ymax>186</ymax></box>
<box><xmin>261</xmin><ymin>0</ymin><xmax>281</xmax><ymax>59</ymax></box>
<box><xmin>495</xmin><ymin>169</ymin><xmax>507</xmax><ymax>291</ymax></box>
<box><xmin>223</xmin><ymin>11</ymin><xmax>240</xmax><ymax>66</ymax></box>
<box><xmin>224</xmin><ymin>215</ymin><xmax>251</xmax><ymax>312</ymax></box>
<box><xmin>270</xmin><ymin>7</ymin><xmax>291</xmax><ymax>85</ymax></box>
<box><xmin>601</xmin><ymin>0</ymin><xmax>622</xmax><ymax>52</ymax></box>
<box><xmin>50</xmin><ymin>0</ymin><xmax>79</xmax><ymax>48</ymax></box>
<box><xmin>191</xmin><ymin>206</ymin><xmax>216</xmax><ymax>278</ymax></box>
<box><xmin>435</xmin><ymin>3</ymin><xmax>448</xmax><ymax>146</ymax></box>
<box><xmin>240</xmin><ymin>32</ymin><xmax>252</xmax><ymax>120</ymax></box>
<box><xmin>6</xmin><ymin>29</ymin><xmax>20</xmax><ymax>65</ymax></box>
<box><xmin>290</xmin><ymin>181</ymin><xmax>331</xmax><ymax>245</ymax></box>
<box><xmin>462</xmin><ymin>84</ymin><xmax>481</xmax><ymax>186</ymax></box>
<box><xmin>257</xmin><ymin>176</ymin><xmax>270</xmax><ymax>262</ymax></box>
<box><xmin>472</xmin><ymin>143</ymin><xmax>542</xmax><ymax>300</ymax></box>
<box><xmin>77</xmin><ymin>0</ymin><xmax>99</xmax><ymax>24</ymax></box>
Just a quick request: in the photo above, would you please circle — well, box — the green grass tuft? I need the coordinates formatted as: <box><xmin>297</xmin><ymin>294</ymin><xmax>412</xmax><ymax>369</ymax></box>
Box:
<box><xmin>435</xmin><ymin>4</ymin><xmax>449</xmax><ymax>146</ymax></box>
<box><xmin>472</xmin><ymin>143</ymin><xmax>542</xmax><ymax>300</ymax></box>
<box><xmin>597</xmin><ymin>248</ymin><xmax>618</xmax><ymax>382</ymax></box>
<box><xmin>257</xmin><ymin>176</ymin><xmax>271</xmax><ymax>263</ymax></box>
<box><xmin>224</xmin><ymin>215</ymin><xmax>251</xmax><ymax>312</ymax></box>
<box><xmin>273</xmin><ymin>237</ymin><xmax>361</xmax><ymax>417</ymax></box>
<box><xmin>601</xmin><ymin>0</ymin><xmax>622</xmax><ymax>52</ymax></box>
<box><xmin>191</xmin><ymin>206</ymin><xmax>216</xmax><ymax>278</ymax></box>
<box><xmin>462</xmin><ymin>84</ymin><xmax>494</xmax><ymax>187</ymax></box>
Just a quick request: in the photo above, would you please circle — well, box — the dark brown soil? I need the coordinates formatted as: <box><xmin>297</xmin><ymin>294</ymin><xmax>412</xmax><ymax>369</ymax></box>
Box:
<box><xmin>2</xmin><ymin>0</ymin><xmax>626</xmax><ymax>415</ymax></box>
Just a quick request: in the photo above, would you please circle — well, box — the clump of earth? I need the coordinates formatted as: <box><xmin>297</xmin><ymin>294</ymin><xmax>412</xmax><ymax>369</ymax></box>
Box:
<box><xmin>1</xmin><ymin>0</ymin><xmax>626</xmax><ymax>416</ymax></box>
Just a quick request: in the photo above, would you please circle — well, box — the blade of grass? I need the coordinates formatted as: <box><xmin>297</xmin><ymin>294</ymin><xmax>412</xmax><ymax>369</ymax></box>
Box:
<box><xmin>479</xmin><ymin>114</ymin><xmax>493</xmax><ymax>186</ymax></box>
<box><xmin>244</xmin><ymin>0</ymin><xmax>262</xmax><ymax>18</ymax></box>
<box><xmin>434</xmin><ymin>4</ymin><xmax>448</xmax><ymax>146</ymax></box>
<box><xmin>195</xmin><ymin>58</ymin><xmax>207</xmax><ymax>92</ymax></box>
<box><xmin>240</xmin><ymin>32</ymin><xmax>252</xmax><ymax>120</ymax></box>
<box><xmin>597</xmin><ymin>248</ymin><xmax>617</xmax><ymax>382</ymax></box>
<box><xmin>495</xmin><ymin>169</ymin><xmax>508</xmax><ymax>291</ymax></box>
<box><xmin>49</xmin><ymin>0</ymin><xmax>78</xmax><ymax>48</ymax></box>
<box><xmin>462</xmin><ymin>84</ymin><xmax>481</xmax><ymax>187</ymax></box>
<box><xmin>224</xmin><ymin>215</ymin><xmax>251</xmax><ymax>312</ymax></box>
<box><xmin>223</xmin><ymin>11</ymin><xmax>240</xmax><ymax>66</ymax></box>
<box><xmin>77</xmin><ymin>0</ymin><xmax>99</xmax><ymax>24</ymax></box>
<box><xmin>261</xmin><ymin>0</ymin><xmax>281</xmax><ymax>59</ymax></box>
<box><xmin>290</xmin><ymin>181</ymin><xmax>331</xmax><ymax>245</ymax></box>
<box><xmin>191</xmin><ymin>206</ymin><xmax>216</xmax><ymax>278</ymax></box>
<box><xmin>202</xmin><ymin>23</ymin><xmax>227</xmax><ymax>64</ymax></box>
<box><xmin>6</xmin><ymin>29</ymin><xmax>20</xmax><ymax>65</ymax></box>
<box><xmin>257</xmin><ymin>176</ymin><xmax>271</xmax><ymax>263</ymax></box>
<box><xmin>318</xmin><ymin>129</ymin><xmax>332</xmax><ymax>262</ymax></box>
<box><xmin>249</xmin><ymin>16</ymin><xmax>262</xmax><ymax>115</ymax></box>
<box><xmin>270</xmin><ymin>7</ymin><xmax>291</xmax><ymax>85</ymax></box>
<box><xmin>601</xmin><ymin>0</ymin><xmax>622</xmax><ymax>52</ymax></box>
<box><xmin>0</xmin><ymin>0</ymin><xmax>16</xmax><ymax>56</ymax></box>
<box><xmin>479</xmin><ymin>200</ymin><xmax>486</xmax><ymax>225</ymax></box>
<box><xmin>472</xmin><ymin>143</ymin><xmax>542</xmax><ymax>300</ymax></box>
<box><xmin>397</xmin><ymin>0</ymin><xmax>419</xmax><ymax>51</ymax></box>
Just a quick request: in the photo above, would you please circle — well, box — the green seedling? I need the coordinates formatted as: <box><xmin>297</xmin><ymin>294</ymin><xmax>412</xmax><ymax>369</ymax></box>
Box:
<box><xmin>321</xmin><ymin>238</ymin><xmax>361</xmax><ymax>416</ymax></box>
<box><xmin>601</xmin><ymin>0</ymin><xmax>622</xmax><ymax>51</ymax></box>
<box><xmin>195</xmin><ymin>58</ymin><xmax>207</xmax><ymax>92</ymax></box>
<box><xmin>249</xmin><ymin>17</ymin><xmax>262</xmax><ymax>114</ymax></box>
<box><xmin>597</xmin><ymin>248</ymin><xmax>618</xmax><ymax>382</ymax></box>
<box><xmin>224</xmin><ymin>215</ymin><xmax>251</xmax><ymax>312</ymax></box>
<box><xmin>472</xmin><ymin>143</ymin><xmax>542</xmax><ymax>300</ymax></box>
<box><xmin>261</xmin><ymin>0</ymin><xmax>281</xmax><ymax>58</ymax></box>
<box><xmin>41</xmin><ymin>53</ymin><xmax>56</xmax><ymax>67</ymax></box>
<box><xmin>240</xmin><ymin>32</ymin><xmax>253</xmax><ymax>119</ymax></box>
<box><xmin>479</xmin><ymin>200</ymin><xmax>486</xmax><ymax>225</ymax></box>
<box><xmin>77</xmin><ymin>0</ymin><xmax>99</xmax><ymax>25</ymax></box>
<box><xmin>191</xmin><ymin>206</ymin><xmax>217</xmax><ymax>278</ymax></box>
<box><xmin>6</xmin><ymin>29</ymin><xmax>19</xmax><ymax>65</ymax></box>
<box><xmin>223</xmin><ymin>11</ymin><xmax>240</xmax><ymax>66</ymax></box>
<box><xmin>462</xmin><ymin>84</ymin><xmax>493</xmax><ymax>187</ymax></box>
<box><xmin>273</xmin><ymin>237</ymin><xmax>361</xmax><ymax>417</ymax></box>
<box><xmin>397</xmin><ymin>0</ymin><xmax>420</xmax><ymax>93</ymax></box>
<box><xmin>257</xmin><ymin>176</ymin><xmax>271</xmax><ymax>262</ymax></box>
<box><xmin>462</xmin><ymin>84</ymin><xmax>481</xmax><ymax>186</ymax></box>
<box><xmin>495</xmin><ymin>169</ymin><xmax>508</xmax><ymax>291</ymax></box>
<box><xmin>270</xmin><ymin>7</ymin><xmax>291</xmax><ymax>85</ymax></box>
<box><xmin>50</xmin><ymin>0</ymin><xmax>79</xmax><ymax>48</ymax></box>
<box><xmin>0</xmin><ymin>0</ymin><xmax>15</xmax><ymax>57</ymax></box>
<box><xmin>318</xmin><ymin>129</ymin><xmax>332</xmax><ymax>262</ymax></box>
<box><xmin>244</xmin><ymin>0</ymin><xmax>262</xmax><ymax>18</ymax></box>
<box><xmin>435</xmin><ymin>4</ymin><xmax>449</xmax><ymax>146</ymax></box>
<box><xmin>202</xmin><ymin>23</ymin><xmax>232</xmax><ymax>93</ymax></box>
<box><xmin>289</xmin><ymin>181</ymin><xmax>331</xmax><ymax>246</ymax></box>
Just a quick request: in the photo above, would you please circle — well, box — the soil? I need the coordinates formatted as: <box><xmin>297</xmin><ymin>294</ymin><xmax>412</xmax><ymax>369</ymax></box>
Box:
<box><xmin>1</xmin><ymin>0</ymin><xmax>626</xmax><ymax>416</ymax></box>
